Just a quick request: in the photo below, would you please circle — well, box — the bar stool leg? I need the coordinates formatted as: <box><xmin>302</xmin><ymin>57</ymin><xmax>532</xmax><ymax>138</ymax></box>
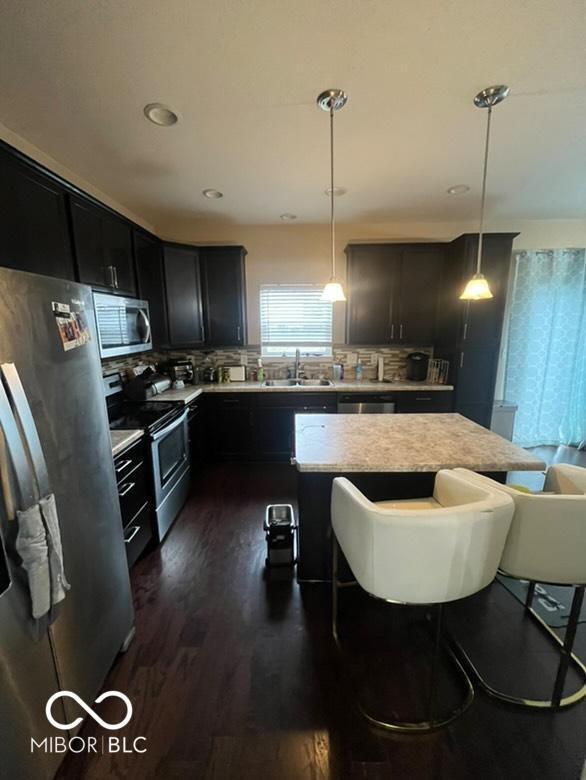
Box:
<box><xmin>332</xmin><ymin>535</ymin><xmax>339</xmax><ymax>644</ymax></box>
<box><xmin>552</xmin><ymin>585</ymin><xmax>585</xmax><ymax>707</ymax></box>
<box><xmin>525</xmin><ymin>581</ymin><xmax>536</xmax><ymax>610</ymax></box>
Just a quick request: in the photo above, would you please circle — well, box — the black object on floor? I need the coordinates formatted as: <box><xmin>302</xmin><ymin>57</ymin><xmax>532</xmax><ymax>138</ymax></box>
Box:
<box><xmin>497</xmin><ymin>574</ymin><xmax>586</xmax><ymax>629</ymax></box>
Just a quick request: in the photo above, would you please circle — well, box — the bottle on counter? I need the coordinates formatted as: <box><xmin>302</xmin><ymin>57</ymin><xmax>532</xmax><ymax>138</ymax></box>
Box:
<box><xmin>355</xmin><ymin>360</ymin><xmax>363</xmax><ymax>381</ymax></box>
<box><xmin>256</xmin><ymin>358</ymin><xmax>265</xmax><ymax>383</ymax></box>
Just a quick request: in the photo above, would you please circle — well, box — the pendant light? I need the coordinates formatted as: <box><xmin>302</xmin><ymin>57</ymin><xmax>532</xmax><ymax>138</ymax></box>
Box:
<box><xmin>318</xmin><ymin>89</ymin><xmax>347</xmax><ymax>302</ymax></box>
<box><xmin>460</xmin><ymin>84</ymin><xmax>509</xmax><ymax>301</ymax></box>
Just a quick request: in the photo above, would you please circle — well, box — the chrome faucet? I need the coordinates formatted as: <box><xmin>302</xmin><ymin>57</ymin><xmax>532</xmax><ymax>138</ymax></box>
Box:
<box><xmin>294</xmin><ymin>348</ymin><xmax>301</xmax><ymax>379</ymax></box>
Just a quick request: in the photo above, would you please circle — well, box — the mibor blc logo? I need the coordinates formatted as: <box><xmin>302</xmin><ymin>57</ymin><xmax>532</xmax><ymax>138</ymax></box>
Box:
<box><xmin>31</xmin><ymin>690</ymin><xmax>147</xmax><ymax>755</ymax></box>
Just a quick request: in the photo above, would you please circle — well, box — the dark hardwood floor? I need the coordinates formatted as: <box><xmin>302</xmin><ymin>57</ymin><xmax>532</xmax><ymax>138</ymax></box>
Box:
<box><xmin>57</xmin><ymin>461</ymin><xmax>585</xmax><ymax>780</ymax></box>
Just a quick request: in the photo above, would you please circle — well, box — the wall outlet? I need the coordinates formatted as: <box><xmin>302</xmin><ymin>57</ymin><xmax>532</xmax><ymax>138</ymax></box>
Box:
<box><xmin>346</xmin><ymin>352</ymin><xmax>357</xmax><ymax>365</ymax></box>
<box><xmin>370</xmin><ymin>354</ymin><xmax>378</xmax><ymax>365</ymax></box>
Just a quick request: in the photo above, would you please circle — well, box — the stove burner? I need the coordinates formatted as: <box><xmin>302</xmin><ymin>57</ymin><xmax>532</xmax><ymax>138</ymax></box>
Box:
<box><xmin>108</xmin><ymin>400</ymin><xmax>182</xmax><ymax>435</ymax></box>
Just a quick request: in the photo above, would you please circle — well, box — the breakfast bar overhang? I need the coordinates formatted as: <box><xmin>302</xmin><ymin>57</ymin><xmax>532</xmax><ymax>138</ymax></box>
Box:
<box><xmin>294</xmin><ymin>413</ymin><xmax>546</xmax><ymax>582</ymax></box>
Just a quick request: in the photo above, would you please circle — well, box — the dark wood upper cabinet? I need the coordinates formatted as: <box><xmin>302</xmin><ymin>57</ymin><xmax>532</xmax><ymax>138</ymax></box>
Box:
<box><xmin>199</xmin><ymin>246</ymin><xmax>247</xmax><ymax>346</ymax></box>
<box><xmin>435</xmin><ymin>232</ymin><xmax>518</xmax><ymax>428</ymax></box>
<box><xmin>345</xmin><ymin>243</ymin><xmax>442</xmax><ymax>345</ymax></box>
<box><xmin>0</xmin><ymin>149</ymin><xmax>75</xmax><ymax>280</ymax></box>
<box><xmin>162</xmin><ymin>243</ymin><xmax>205</xmax><ymax>347</ymax></box>
<box><xmin>134</xmin><ymin>230</ymin><xmax>168</xmax><ymax>347</ymax></box>
<box><xmin>345</xmin><ymin>244</ymin><xmax>399</xmax><ymax>344</ymax></box>
<box><xmin>69</xmin><ymin>197</ymin><xmax>136</xmax><ymax>295</ymax></box>
<box><xmin>396</xmin><ymin>245</ymin><xmax>443</xmax><ymax>344</ymax></box>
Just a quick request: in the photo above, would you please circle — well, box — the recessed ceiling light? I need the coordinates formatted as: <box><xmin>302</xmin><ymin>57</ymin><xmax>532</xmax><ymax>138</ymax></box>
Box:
<box><xmin>324</xmin><ymin>186</ymin><xmax>347</xmax><ymax>197</ymax></box>
<box><xmin>202</xmin><ymin>189</ymin><xmax>223</xmax><ymax>199</ymax></box>
<box><xmin>447</xmin><ymin>184</ymin><xmax>470</xmax><ymax>195</ymax></box>
<box><xmin>280</xmin><ymin>213</ymin><xmax>297</xmax><ymax>221</ymax></box>
<box><xmin>143</xmin><ymin>103</ymin><xmax>179</xmax><ymax>126</ymax></box>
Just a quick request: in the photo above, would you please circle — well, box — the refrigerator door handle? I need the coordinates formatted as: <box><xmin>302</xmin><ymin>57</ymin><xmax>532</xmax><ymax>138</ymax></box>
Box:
<box><xmin>0</xmin><ymin>377</ymin><xmax>36</xmax><ymax>511</ymax></box>
<box><xmin>1</xmin><ymin>363</ymin><xmax>51</xmax><ymax>498</ymax></box>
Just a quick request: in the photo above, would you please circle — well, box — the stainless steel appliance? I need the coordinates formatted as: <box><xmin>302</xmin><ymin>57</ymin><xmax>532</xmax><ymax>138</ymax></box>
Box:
<box><xmin>105</xmin><ymin>375</ymin><xmax>190</xmax><ymax>542</ymax></box>
<box><xmin>337</xmin><ymin>393</ymin><xmax>396</xmax><ymax>413</ymax></box>
<box><xmin>93</xmin><ymin>291</ymin><xmax>152</xmax><ymax>358</ymax></box>
<box><xmin>0</xmin><ymin>268</ymin><xmax>134</xmax><ymax>780</ymax></box>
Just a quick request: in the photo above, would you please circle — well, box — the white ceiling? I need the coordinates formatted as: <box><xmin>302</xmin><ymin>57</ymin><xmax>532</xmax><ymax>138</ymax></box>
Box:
<box><xmin>1</xmin><ymin>0</ymin><xmax>585</xmax><ymax>229</ymax></box>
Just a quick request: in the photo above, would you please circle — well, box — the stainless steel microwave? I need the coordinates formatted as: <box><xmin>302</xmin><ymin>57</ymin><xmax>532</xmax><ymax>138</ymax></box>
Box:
<box><xmin>93</xmin><ymin>292</ymin><xmax>152</xmax><ymax>359</ymax></box>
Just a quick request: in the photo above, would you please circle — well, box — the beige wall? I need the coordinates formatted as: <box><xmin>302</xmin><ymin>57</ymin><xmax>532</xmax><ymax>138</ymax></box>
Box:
<box><xmin>160</xmin><ymin>218</ymin><xmax>586</xmax><ymax>344</ymax></box>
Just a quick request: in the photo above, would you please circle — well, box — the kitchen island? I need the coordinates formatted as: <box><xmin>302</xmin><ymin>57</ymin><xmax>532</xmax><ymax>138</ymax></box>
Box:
<box><xmin>294</xmin><ymin>413</ymin><xmax>545</xmax><ymax>581</ymax></box>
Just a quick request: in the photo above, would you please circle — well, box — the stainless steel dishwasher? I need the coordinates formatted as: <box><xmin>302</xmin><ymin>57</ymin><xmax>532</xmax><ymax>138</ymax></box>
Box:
<box><xmin>337</xmin><ymin>393</ymin><xmax>396</xmax><ymax>413</ymax></box>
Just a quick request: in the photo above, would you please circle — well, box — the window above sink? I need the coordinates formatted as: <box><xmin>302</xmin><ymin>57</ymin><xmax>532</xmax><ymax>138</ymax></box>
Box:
<box><xmin>260</xmin><ymin>284</ymin><xmax>332</xmax><ymax>360</ymax></box>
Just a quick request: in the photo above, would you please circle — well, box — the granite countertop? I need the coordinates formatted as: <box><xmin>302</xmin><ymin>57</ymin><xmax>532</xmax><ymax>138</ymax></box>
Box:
<box><xmin>110</xmin><ymin>429</ymin><xmax>144</xmax><ymax>457</ymax></box>
<box><xmin>148</xmin><ymin>380</ymin><xmax>453</xmax><ymax>404</ymax></box>
<box><xmin>294</xmin><ymin>413</ymin><xmax>546</xmax><ymax>473</ymax></box>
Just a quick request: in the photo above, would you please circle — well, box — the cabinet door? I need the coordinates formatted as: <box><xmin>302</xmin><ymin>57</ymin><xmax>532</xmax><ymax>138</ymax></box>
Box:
<box><xmin>0</xmin><ymin>151</ymin><xmax>75</xmax><ymax>279</ymax></box>
<box><xmin>135</xmin><ymin>231</ymin><xmax>168</xmax><ymax>346</ymax></box>
<box><xmin>256</xmin><ymin>406</ymin><xmax>294</xmax><ymax>460</ymax></box>
<box><xmin>461</xmin><ymin>234</ymin><xmax>515</xmax><ymax>346</ymax></box>
<box><xmin>163</xmin><ymin>243</ymin><xmax>205</xmax><ymax>346</ymax></box>
<box><xmin>200</xmin><ymin>246</ymin><xmax>247</xmax><ymax>346</ymax></box>
<box><xmin>208</xmin><ymin>396</ymin><xmax>254</xmax><ymax>460</ymax></box>
<box><xmin>346</xmin><ymin>245</ymin><xmax>399</xmax><ymax>344</ymax></box>
<box><xmin>396</xmin><ymin>246</ymin><xmax>442</xmax><ymax>344</ymax></box>
<box><xmin>70</xmin><ymin>197</ymin><xmax>106</xmax><ymax>287</ymax></box>
<box><xmin>102</xmin><ymin>216</ymin><xmax>135</xmax><ymax>295</ymax></box>
<box><xmin>454</xmin><ymin>345</ymin><xmax>500</xmax><ymax>428</ymax></box>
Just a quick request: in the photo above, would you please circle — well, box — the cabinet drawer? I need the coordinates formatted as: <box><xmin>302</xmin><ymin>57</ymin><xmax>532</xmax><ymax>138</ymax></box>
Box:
<box><xmin>118</xmin><ymin>461</ymin><xmax>149</xmax><ymax>526</ymax></box>
<box><xmin>396</xmin><ymin>392</ymin><xmax>454</xmax><ymax>413</ymax></box>
<box><xmin>210</xmin><ymin>393</ymin><xmax>254</xmax><ymax>408</ymax></box>
<box><xmin>113</xmin><ymin>438</ymin><xmax>145</xmax><ymax>485</ymax></box>
<box><xmin>123</xmin><ymin>502</ymin><xmax>152</xmax><ymax>568</ymax></box>
<box><xmin>259</xmin><ymin>392</ymin><xmax>335</xmax><ymax>409</ymax></box>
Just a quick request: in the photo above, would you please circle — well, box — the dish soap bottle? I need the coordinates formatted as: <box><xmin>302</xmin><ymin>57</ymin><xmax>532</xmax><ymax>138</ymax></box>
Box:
<box><xmin>355</xmin><ymin>360</ymin><xmax>363</xmax><ymax>381</ymax></box>
<box><xmin>256</xmin><ymin>357</ymin><xmax>265</xmax><ymax>383</ymax></box>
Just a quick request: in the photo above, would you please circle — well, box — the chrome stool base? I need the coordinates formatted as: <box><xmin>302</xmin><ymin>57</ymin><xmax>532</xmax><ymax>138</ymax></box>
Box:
<box><xmin>332</xmin><ymin>537</ymin><xmax>475</xmax><ymax>732</ymax></box>
<box><xmin>454</xmin><ymin>580</ymin><xmax>586</xmax><ymax>710</ymax></box>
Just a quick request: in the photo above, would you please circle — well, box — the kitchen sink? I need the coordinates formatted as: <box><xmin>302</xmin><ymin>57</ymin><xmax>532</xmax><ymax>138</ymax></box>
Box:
<box><xmin>262</xmin><ymin>378</ymin><xmax>333</xmax><ymax>387</ymax></box>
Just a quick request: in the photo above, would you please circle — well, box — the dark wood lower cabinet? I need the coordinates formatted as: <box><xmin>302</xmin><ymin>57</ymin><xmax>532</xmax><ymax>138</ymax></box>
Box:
<box><xmin>113</xmin><ymin>437</ymin><xmax>154</xmax><ymax>567</ymax></box>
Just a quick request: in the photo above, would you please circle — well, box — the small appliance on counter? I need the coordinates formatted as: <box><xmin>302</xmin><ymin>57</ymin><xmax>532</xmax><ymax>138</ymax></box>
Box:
<box><xmin>123</xmin><ymin>366</ymin><xmax>172</xmax><ymax>400</ymax></box>
<box><xmin>165</xmin><ymin>359</ymin><xmax>194</xmax><ymax>385</ymax></box>
<box><xmin>405</xmin><ymin>352</ymin><xmax>430</xmax><ymax>382</ymax></box>
<box><xmin>227</xmin><ymin>365</ymin><xmax>246</xmax><ymax>382</ymax></box>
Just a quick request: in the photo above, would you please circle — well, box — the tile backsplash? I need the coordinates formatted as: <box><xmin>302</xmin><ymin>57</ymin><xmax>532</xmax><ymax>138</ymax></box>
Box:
<box><xmin>102</xmin><ymin>345</ymin><xmax>433</xmax><ymax>382</ymax></box>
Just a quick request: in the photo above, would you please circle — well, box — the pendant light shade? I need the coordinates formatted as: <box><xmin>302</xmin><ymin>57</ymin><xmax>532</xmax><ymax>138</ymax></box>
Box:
<box><xmin>459</xmin><ymin>272</ymin><xmax>493</xmax><ymax>300</ymax></box>
<box><xmin>321</xmin><ymin>279</ymin><xmax>346</xmax><ymax>302</ymax></box>
<box><xmin>317</xmin><ymin>89</ymin><xmax>347</xmax><ymax>303</ymax></box>
<box><xmin>460</xmin><ymin>84</ymin><xmax>509</xmax><ymax>301</ymax></box>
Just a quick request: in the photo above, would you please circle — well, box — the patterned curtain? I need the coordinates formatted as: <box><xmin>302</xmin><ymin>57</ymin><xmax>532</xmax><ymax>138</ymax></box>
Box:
<box><xmin>504</xmin><ymin>249</ymin><xmax>586</xmax><ymax>448</ymax></box>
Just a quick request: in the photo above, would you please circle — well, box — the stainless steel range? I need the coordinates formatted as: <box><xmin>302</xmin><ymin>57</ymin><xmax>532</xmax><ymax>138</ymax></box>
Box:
<box><xmin>104</xmin><ymin>375</ymin><xmax>190</xmax><ymax>542</ymax></box>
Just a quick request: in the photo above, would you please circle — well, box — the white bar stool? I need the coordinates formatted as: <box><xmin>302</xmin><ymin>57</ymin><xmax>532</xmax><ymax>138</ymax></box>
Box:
<box><xmin>454</xmin><ymin>465</ymin><xmax>586</xmax><ymax>709</ymax></box>
<box><xmin>331</xmin><ymin>470</ymin><xmax>514</xmax><ymax>731</ymax></box>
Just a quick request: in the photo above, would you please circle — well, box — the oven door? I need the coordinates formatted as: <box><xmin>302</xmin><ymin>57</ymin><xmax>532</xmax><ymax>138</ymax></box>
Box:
<box><xmin>93</xmin><ymin>292</ymin><xmax>152</xmax><ymax>358</ymax></box>
<box><xmin>150</xmin><ymin>410</ymin><xmax>189</xmax><ymax>508</ymax></box>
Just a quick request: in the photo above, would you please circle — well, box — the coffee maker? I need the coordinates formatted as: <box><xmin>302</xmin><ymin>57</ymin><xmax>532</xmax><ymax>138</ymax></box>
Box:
<box><xmin>405</xmin><ymin>352</ymin><xmax>430</xmax><ymax>382</ymax></box>
<box><xmin>167</xmin><ymin>359</ymin><xmax>194</xmax><ymax>384</ymax></box>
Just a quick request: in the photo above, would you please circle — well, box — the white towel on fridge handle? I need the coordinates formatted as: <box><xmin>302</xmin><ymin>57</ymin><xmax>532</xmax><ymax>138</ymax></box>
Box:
<box><xmin>40</xmin><ymin>493</ymin><xmax>70</xmax><ymax>606</ymax></box>
<box><xmin>15</xmin><ymin>503</ymin><xmax>51</xmax><ymax>619</ymax></box>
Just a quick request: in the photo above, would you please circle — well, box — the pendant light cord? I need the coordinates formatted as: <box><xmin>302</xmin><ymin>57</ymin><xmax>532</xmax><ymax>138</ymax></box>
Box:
<box><xmin>476</xmin><ymin>105</ymin><xmax>492</xmax><ymax>274</ymax></box>
<box><xmin>330</xmin><ymin>106</ymin><xmax>336</xmax><ymax>280</ymax></box>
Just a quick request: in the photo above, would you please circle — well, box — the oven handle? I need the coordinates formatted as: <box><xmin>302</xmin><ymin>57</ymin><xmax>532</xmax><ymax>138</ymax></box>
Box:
<box><xmin>150</xmin><ymin>409</ymin><xmax>188</xmax><ymax>441</ymax></box>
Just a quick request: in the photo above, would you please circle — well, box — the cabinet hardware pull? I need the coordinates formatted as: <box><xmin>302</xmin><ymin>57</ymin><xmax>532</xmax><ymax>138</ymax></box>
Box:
<box><xmin>399</xmin><ymin>323</ymin><xmax>404</xmax><ymax>339</ymax></box>
<box><xmin>237</xmin><ymin>325</ymin><xmax>241</xmax><ymax>341</ymax></box>
<box><xmin>115</xmin><ymin>459</ymin><xmax>132</xmax><ymax>473</ymax></box>
<box><xmin>113</xmin><ymin>266</ymin><xmax>119</xmax><ymax>289</ymax></box>
<box><xmin>463</xmin><ymin>322</ymin><xmax>468</xmax><ymax>340</ymax></box>
<box><xmin>391</xmin><ymin>323</ymin><xmax>395</xmax><ymax>340</ymax></box>
<box><xmin>416</xmin><ymin>397</ymin><xmax>432</xmax><ymax>401</ymax></box>
<box><xmin>460</xmin><ymin>352</ymin><xmax>464</xmax><ymax>369</ymax></box>
<box><xmin>200</xmin><ymin>323</ymin><xmax>205</xmax><ymax>342</ymax></box>
<box><xmin>124</xmin><ymin>525</ymin><xmax>141</xmax><ymax>544</ymax></box>
<box><xmin>118</xmin><ymin>481</ymin><xmax>135</xmax><ymax>497</ymax></box>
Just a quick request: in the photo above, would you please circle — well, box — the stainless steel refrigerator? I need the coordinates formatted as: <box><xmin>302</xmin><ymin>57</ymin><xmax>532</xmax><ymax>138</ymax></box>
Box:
<box><xmin>0</xmin><ymin>268</ymin><xmax>134</xmax><ymax>779</ymax></box>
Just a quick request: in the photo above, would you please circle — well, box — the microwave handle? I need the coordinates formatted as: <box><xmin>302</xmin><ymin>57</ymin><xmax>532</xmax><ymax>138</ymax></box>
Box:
<box><xmin>137</xmin><ymin>309</ymin><xmax>151</xmax><ymax>344</ymax></box>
